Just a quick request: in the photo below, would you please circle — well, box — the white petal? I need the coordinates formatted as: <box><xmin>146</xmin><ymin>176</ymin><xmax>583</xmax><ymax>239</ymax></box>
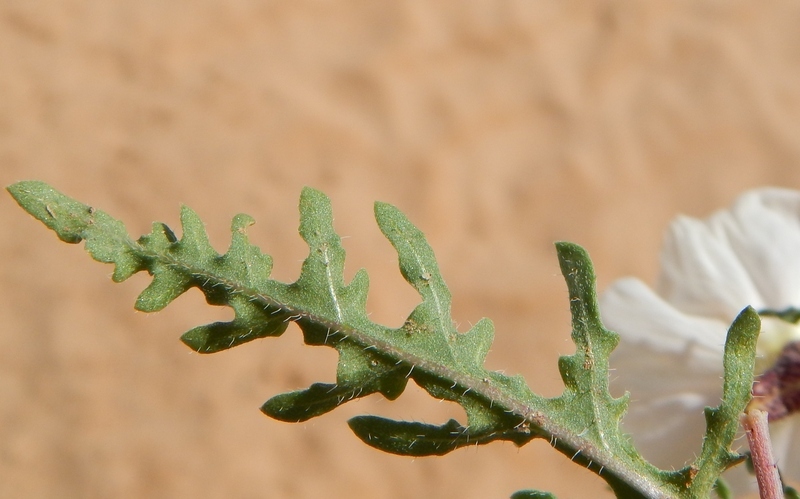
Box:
<box><xmin>656</xmin><ymin>214</ymin><xmax>763</xmax><ymax>321</ymax></box>
<box><xmin>601</xmin><ymin>278</ymin><xmax>730</xmax><ymax>468</ymax></box>
<box><xmin>781</xmin><ymin>426</ymin><xmax>800</xmax><ymax>488</ymax></box>
<box><xmin>599</xmin><ymin>187</ymin><xmax>800</xmax><ymax>489</ymax></box>
<box><xmin>610</xmin><ymin>336</ymin><xmax>723</xmax><ymax>469</ymax></box>
<box><xmin>769</xmin><ymin>417</ymin><xmax>796</xmax><ymax>471</ymax></box>
<box><xmin>601</xmin><ymin>277</ymin><xmax>727</xmax><ymax>363</ymax></box>
<box><xmin>765</xmin><ymin>416</ymin><xmax>800</xmax><ymax>488</ymax></box>
<box><xmin>656</xmin><ymin>188</ymin><xmax>800</xmax><ymax>321</ymax></box>
<box><xmin>722</xmin><ymin>188</ymin><xmax>800</xmax><ymax>309</ymax></box>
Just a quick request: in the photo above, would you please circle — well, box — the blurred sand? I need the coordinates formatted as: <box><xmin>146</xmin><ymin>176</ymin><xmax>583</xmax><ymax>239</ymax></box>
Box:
<box><xmin>3</xmin><ymin>2</ymin><xmax>800</xmax><ymax>498</ymax></box>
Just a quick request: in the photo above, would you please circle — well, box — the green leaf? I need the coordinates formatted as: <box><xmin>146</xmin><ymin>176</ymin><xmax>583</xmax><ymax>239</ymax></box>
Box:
<box><xmin>8</xmin><ymin>181</ymin><xmax>762</xmax><ymax>498</ymax></box>
<box><xmin>348</xmin><ymin>413</ymin><xmax>534</xmax><ymax>457</ymax></box>
<box><xmin>347</xmin><ymin>416</ymin><xmax>530</xmax><ymax>457</ymax></box>
<box><xmin>511</xmin><ymin>490</ymin><xmax>557</xmax><ymax>499</ymax></box>
<box><xmin>263</xmin><ymin>383</ymin><xmax>369</xmax><ymax>423</ymax></box>
<box><xmin>759</xmin><ymin>307</ymin><xmax>800</xmax><ymax>324</ymax></box>
<box><xmin>712</xmin><ymin>478</ymin><xmax>732</xmax><ymax>499</ymax></box>
<box><xmin>681</xmin><ymin>307</ymin><xmax>759</xmax><ymax>495</ymax></box>
<box><xmin>544</xmin><ymin>243</ymin><xmax>675</xmax><ymax>498</ymax></box>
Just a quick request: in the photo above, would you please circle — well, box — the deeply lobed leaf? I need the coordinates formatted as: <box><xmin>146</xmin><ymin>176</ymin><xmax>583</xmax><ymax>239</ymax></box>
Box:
<box><xmin>8</xmin><ymin>181</ymin><xmax>760</xmax><ymax>498</ymax></box>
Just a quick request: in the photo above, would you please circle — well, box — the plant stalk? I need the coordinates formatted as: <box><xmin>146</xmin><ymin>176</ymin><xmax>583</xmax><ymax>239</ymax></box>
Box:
<box><xmin>742</xmin><ymin>409</ymin><xmax>783</xmax><ymax>499</ymax></box>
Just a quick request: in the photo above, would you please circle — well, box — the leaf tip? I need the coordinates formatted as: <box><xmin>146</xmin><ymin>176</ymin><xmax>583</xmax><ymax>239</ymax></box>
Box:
<box><xmin>299</xmin><ymin>186</ymin><xmax>331</xmax><ymax>210</ymax></box>
<box><xmin>179</xmin><ymin>329</ymin><xmax>207</xmax><ymax>353</ymax></box>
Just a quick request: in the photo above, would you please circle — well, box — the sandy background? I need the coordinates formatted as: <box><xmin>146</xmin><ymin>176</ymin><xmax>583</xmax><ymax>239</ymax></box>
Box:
<box><xmin>3</xmin><ymin>2</ymin><xmax>800</xmax><ymax>498</ymax></box>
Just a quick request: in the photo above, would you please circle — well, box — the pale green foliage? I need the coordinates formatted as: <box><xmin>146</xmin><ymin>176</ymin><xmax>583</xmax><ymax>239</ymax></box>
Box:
<box><xmin>8</xmin><ymin>181</ymin><xmax>761</xmax><ymax>498</ymax></box>
<box><xmin>512</xmin><ymin>491</ymin><xmax>557</xmax><ymax>499</ymax></box>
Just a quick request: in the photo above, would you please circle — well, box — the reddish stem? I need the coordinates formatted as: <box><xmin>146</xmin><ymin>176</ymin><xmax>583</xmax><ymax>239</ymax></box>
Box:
<box><xmin>742</xmin><ymin>409</ymin><xmax>783</xmax><ymax>499</ymax></box>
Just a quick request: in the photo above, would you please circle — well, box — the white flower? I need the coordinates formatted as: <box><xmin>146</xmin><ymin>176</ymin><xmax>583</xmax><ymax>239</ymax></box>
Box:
<box><xmin>599</xmin><ymin>188</ymin><xmax>800</xmax><ymax>488</ymax></box>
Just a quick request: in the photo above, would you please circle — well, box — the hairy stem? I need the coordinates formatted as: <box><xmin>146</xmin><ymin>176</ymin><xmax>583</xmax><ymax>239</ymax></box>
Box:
<box><xmin>743</xmin><ymin>409</ymin><xmax>783</xmax><ymax>499</ymax></box>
